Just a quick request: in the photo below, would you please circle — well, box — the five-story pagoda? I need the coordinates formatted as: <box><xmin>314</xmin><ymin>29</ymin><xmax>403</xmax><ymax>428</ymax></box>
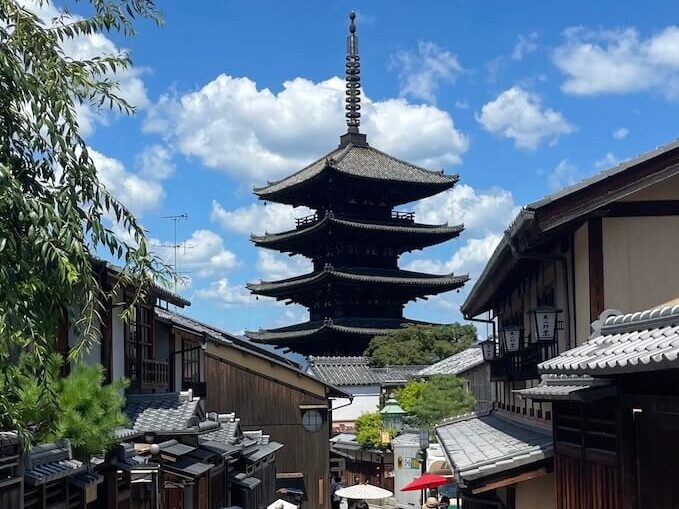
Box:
<box><xmin>246</xmin><ymin>12</ymin><xmax>468</xmax><ymax>355</ymax></box>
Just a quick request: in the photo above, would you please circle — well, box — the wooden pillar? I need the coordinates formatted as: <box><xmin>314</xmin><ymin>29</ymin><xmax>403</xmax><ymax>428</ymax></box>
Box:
<box><xmin>588</xmin><ymin>218</ymin><xmax>604</xmax><ymax>322</ymax></box>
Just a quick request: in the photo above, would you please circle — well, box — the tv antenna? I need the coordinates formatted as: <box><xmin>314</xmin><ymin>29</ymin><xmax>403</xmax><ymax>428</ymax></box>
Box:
<box><xmin>161</xmin><ymin>213</ymin><xmax>188</xmax><ymax>294</ymax></box>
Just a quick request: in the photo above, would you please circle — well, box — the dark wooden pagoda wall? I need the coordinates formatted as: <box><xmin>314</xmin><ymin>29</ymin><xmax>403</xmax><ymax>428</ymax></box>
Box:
<box><xmin>204</xmin><ymin>353</ymin><xmax>331</xmax><ymax>508</ymax></box>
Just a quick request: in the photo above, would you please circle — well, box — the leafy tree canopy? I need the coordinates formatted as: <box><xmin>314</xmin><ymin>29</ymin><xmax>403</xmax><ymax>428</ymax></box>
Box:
<box><xmin>48</xmin><ymin>363</ymin><xmax>129</xmax><ymax>460</ymax></box>
<box><xmin>365</xmin><ymin>324</ymin><xmax>476</xmax><ymax>367</ymax></box>
<box><xmin>0</xmin><ymin>0</ymin><xmax>166</xmax><ymax>437</ymax></box>
<box><xmin>394</xmin><ymin>379</ymin><xmax>425</xmax><ymax>413</ymax></box>
<box><xmin>0</xmin><ymin>355</ymin><xmax>129</xmax><ymax>456</ymax></box>
<box><xmin>355</xmin><ymin>412</ymin><xmax>393</xmax><ymax>450</ymax></box>
<box><xmin>396</xmin><ymin>375</ymin><xmax>475</xmax><ymax>429</ymax></box>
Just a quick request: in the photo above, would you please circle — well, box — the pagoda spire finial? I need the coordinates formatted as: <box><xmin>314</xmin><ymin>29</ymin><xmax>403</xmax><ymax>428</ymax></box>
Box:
<box><xmin>345</xmin><ymin>11</ymin><xmax>361</xmax><ymax>134</ymax></box>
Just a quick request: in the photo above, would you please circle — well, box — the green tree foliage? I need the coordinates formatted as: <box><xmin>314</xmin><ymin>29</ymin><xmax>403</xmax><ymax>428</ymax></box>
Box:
<box><xmin>48</xmin><ymin>363</ymin><xmax>129</xmax><ymax>460</ymax></box>
<box><xmin>394</xmin><ymin>379</ymin><xmax>426</xmax><ymax>412</ymax></box>
<box><xmin>365</xmin><ymin>324</ymin><xmax>476</xmax><ymax>367</ymax></box>
<box><xmin>355</xmin><ymin>412</ymin><xmax>393</xmax><ymax>450</ymax></box>
<box><xmin>0</xmin><ymin>355</ymin><xmax>128</xmax><ymax>456</ymax></box>
<box><xmin>398</xmin><ymin>375</ymin><xmax>475</xmax><ymax>429</ymax></box>
<box><xmin>0</xmin><ymin>0</ymin><xmax>167</xmax><ymax>437</ymax></box>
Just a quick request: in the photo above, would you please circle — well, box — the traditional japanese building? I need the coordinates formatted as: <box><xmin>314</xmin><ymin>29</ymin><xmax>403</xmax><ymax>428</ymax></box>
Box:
<box><xmin>246</xmin><ymin>12</ymin><xmax>468</xmax><ymax>356</ymax></box>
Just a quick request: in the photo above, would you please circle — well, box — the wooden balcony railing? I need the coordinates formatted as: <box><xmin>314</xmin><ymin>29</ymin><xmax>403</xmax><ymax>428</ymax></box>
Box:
<box><xmin>141</xmin><ymin>359</ymin><xmax>169</xmax><ymax>386</ymax></box>
<box><xmin>391</xmin><ymin>210</ymin><xmax>415</xmax><ymax>222</ymax></box>
<box><xmin>490</xmin><ymin>342</ymin><xmax>556</xmax><ymax>382</ymax></box>
<box><xmin>295</xmin><ymin>213</ymin><xmax>319</xmax><ymax>227</ymax></box>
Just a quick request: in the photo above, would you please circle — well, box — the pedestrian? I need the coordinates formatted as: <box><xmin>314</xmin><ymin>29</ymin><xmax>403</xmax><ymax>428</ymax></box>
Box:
<box><xmin>355</xmin><ymin>501</ymin><xmax>369</xmax><ymax>509</ymax></box>
<box><xmin>439</xmin><ymin>496</ymin><xmax>450</xmax><ymax>508</ymax></box>
<box><xmin>339</xmin><ymin>498</ymin><xmax>348</xmax><ymax>509</ymax></box>
<box><xmin>330</xmin><ymin>474</ymin><xmax>345</xmax><ymax>509</ymax></box>
<box><xmin>422</xmin><ymin>496</ymin><xmax>439</xmax><ymax>509</ymax></box>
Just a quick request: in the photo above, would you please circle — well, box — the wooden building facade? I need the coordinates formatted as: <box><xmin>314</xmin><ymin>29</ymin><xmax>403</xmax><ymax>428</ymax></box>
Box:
<box><xmin>519</xmin><ymin>306</ymin><xmax>679</xmax><ymax>509</ymax></box>
<box><xmin>445</xmin><ymin>139</ymin><xmax>679</xmax><ymax>508</ymax></box>
<box><xmin>156</xmin><ymin>309</ymin><xmax>349</xmax><ymax>508</ymax></box>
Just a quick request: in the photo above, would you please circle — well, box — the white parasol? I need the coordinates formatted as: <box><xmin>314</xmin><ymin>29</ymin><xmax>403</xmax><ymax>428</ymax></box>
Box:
<box><xmin>267</xmin><ymin>499</ymin><xmax>298</xmax><ymax>509</ymax></box>
<box><xmin>334</xmin><ymin>483</ymin><xmax>393</xmax><ymax>500</ymax></box>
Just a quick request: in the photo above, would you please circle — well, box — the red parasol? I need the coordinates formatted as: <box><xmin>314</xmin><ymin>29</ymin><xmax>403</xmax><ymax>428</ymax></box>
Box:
<box><xmin>400</xmin><ymin>473</ymin><xmax>449</xmax><ymax>491</ymax></box>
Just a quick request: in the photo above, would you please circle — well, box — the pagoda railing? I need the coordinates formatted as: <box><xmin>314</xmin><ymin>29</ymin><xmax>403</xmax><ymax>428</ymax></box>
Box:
<box><xmin>391</xmin><ymin>210</ymin><xmax>415</xmax><ymax>222</ymax></box>
<box><xmin>294</xmin><ymin>210</ymin><xmax>415</xmax><ymax>228</ymax></box>
<box><xmin>296</xmin><ymin>213</ymin><xmax>319</xmax><ymax>227</ymax></box>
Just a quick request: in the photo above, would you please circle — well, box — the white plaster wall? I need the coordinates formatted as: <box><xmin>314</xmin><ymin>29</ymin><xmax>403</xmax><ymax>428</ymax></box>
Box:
<box><xmin>603</xmin><ymin>216</ymin><xmax>679</xmax><ymax>314</ymax></box>
<box><xmin>392</xmin><ymin>443</ymin><xmax>421</xmax><ymax>508</ymax></box>
<box><xmin>332</xmin><ymin>385</ymin><xmax>380</xmax><ymax>422</ymax></box>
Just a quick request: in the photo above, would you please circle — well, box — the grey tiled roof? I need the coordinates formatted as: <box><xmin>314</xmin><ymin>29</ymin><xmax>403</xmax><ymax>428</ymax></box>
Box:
<box><xmin>391</xmin><ymin>432</ymin><xmax>421</xmax><ymax>447</ymax></box>
<box><xmin>418</xmin><ymin>347</ymin><xmax>485</xmax><ymax>377</ymax></box>
<box><xmin>24</xmin><ymin>440</ymin><xmax>87</xmax><ymax>486</ymax></box>
<box><xmin>252</xmin><ymin>216</ymin><xmax>462</xmax><ymax>245</ymax></box>
<box><xmin>307</xmin><ymin>356</ymin><xmax>426</xmax><ymax>386</ymax></box>
<box><xmin>255</xmin><ymin>143</ymin><xmax>458</xmax><ymax>196</ymax></box>
<box><xmin>435</xmin><ymin>411</ymin><xmax>553</xmax><ymax>485</ymax></box>
<box><xmin>540</xmin><ymin>304</ymin><xmax>679</xmax><ymax>376</ymax></box>
<box><xmin>0</xmin><ymin>431</ymin><xmax>18</xmax><ymax>446</ymax></box>
<box><xmin>124</xmin><ymin>391</ymin><xmax>202</xmax><ymax>433</ymax></box>
<box><xmin>245</xmin><ymin>441</ymin><xmax>284</xmax><ymax>462</ymax></box>
<box><xmin>247</xmin><ymin>268</ymin><xmax>469</xmax><ymax>294</ymax></box>
<box><xmin>155</xmin><ymin>308</ymin><xmax>302</xmax><ymax>369</ymax></box>
<box><xmin>514</xmin><ymin>374</ymin><xmax>614</xmax><ymax>402</ymax></box>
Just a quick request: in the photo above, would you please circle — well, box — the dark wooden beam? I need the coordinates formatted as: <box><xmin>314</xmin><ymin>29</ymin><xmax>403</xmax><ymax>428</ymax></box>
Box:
<box><xmin>471</xmin><ymin>466</ymin><xmax>549</xmax><ymax>494</ymax></box>
<box><xmin>604</xmin><ymin>200</ymin><xmax>679</xmax><ymax>217</ymax></box>
<box><xmin>588</xmin><ymin>218</ymin><xmax>604</xmax><ymax>322</ymax></box>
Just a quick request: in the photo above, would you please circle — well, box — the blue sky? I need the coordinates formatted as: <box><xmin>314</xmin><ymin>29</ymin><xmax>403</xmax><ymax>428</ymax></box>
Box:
<box><xmin>49</xmin><ymin>0</ymin><xmax>679</xmax><ymax>336</ymax></box>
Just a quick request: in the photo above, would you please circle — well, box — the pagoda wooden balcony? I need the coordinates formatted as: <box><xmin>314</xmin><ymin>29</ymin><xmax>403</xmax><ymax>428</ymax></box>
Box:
<box><xmin>295</xmin><ymin>213</ymin><xmax>319</xmax><ymax>228</ymax></box>
<box><xmin>391</xmin><ymin>210</ymin><xmax>415</xmax><ymax>222</ymax></box>
<box><xmin>490</xmin><ymin>342</ymin><xmax>556</xmax><ymax>382</ymax></box>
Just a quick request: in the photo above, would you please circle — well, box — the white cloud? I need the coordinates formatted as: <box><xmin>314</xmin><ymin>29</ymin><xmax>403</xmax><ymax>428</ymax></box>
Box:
<box><xmin>477</xmin><ymin>86</ymin><xmax>575</xmax><ymax>149</ymax></box>
<box><xmin>196</xmin><ymin>278</ymin><xmax>252</xmax><ymax>307</ymax></box>
<box><xmin>554</xmin><ymin>26</ymin><xmax>679</xmax><ymax>99</ymax></box>
<box><xmin>139</xmin><ymin>144</ymin><xmax>175</xmax><ymax>179</ymax></box>
<box><xmin>613</xmin><ymin>127</ymin><xmax>629</xmax><ymax>140</ymax></box>
<box><xmin>512</xmin><ymin>33</ymin><xmax>539</xmax><ymax>61</ymax></box>
<box><xmin>19</xmin><ymin>0</ymin><xmax>149</xmax><ymax>136</ymax></box>
<box><xmin>406</xmin><ymin>233</ymin><xmax>503</xmax><ymax>277</ymax></box>
<box><xmin>548</xmin><ymin>159</ymin><xmax>580</xmax><ymax>191</ymax></box>
<box><xmin>152</xmin><ymin>229</ymin><xmax>238</xmax><ymax>279</ymax></box>
<box><xmin>210</xmin><ymin>201</ymin><xmax>312</xmax><ymax>236</ymax></box>
<box><xmin>90</xmin><ymin>148</ymin><xmax>164</xmax><ymax>215</ymax></box>
<box><xmin>144</xmin><ymin>75</ymin><xmax>468</xmax><ymax>184</ymax></box>
<box><xmin>415</xmin><ymin>184</ymin><xmax>520</xmax><ymax>238</ymax></box>
<box><xmin>594</xmin><ymin>152</ymin><xmax>620</xmax><ymax>169</ymax></box>
<box><xmin>390</xmin><ymin>41</ymin><xmax>463</xmax><ymax>103</ymax></box>
<box><xmin>256</xmin><ymin>251</ymin><xmax>312</xmax><ymax>281</ymax></box>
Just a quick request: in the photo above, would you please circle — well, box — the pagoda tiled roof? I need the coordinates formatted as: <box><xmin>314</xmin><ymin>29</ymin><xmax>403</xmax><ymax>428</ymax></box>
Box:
<box><xmin>251</xmin><ymin>215</ymin><xmax>463</xmax><ymax>247</ymax></box>
<box><xmin>247</xmin><ymin>268</ymin><xmax>469</xmax><ymax>296</ymax></box>
<box><xmin>245</xmin><ymin>317</ymin><xmax>427</xmax><ymax>343</ymax></box>
<box><xmin>254</xmin><ymin>143</ymin><xmax>459</xmax><ymax>197</ymax></box>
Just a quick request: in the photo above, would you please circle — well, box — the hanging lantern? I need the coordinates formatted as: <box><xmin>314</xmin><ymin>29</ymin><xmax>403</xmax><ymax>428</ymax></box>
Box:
<box><xmin>480</xmin><ymin>339</ymin><xmax>496</xmax><ymax>361</ymax></box>
<box><xmin>500</xmin><ymin>325</ymin><xmax>523</xmax><ymax>352</ymax></box>
<box><xmin>530</xmin><ymin>306</ymin><xmax>562</xmax><ymax>342</ymax></box>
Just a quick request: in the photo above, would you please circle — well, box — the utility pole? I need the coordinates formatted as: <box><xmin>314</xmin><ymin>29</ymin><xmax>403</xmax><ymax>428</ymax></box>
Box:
<box><xmin>161</xmin><ymin>213</ymin><xmax>188</xmax><ymax>295</ymax></box>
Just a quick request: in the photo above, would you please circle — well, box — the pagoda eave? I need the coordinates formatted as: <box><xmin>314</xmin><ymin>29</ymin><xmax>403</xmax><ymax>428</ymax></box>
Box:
<box><xmin>247</xmin><ymin>269</ymin><xmax>470</xmax><ymax>300</ymax></box>
<box><xmin>251</xmin><ymin>217</ymin><xmax>464</xmax><ymax>253</ymax></box>
<box><xmin>254</xmin><ymin>144</ymin><xmax>460</xmax><ymax>208</ymax></box>
<box><xmin>245</xmin><ymin>318</ymin><xmax>430</xmax><ymax>355</ymax></box>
